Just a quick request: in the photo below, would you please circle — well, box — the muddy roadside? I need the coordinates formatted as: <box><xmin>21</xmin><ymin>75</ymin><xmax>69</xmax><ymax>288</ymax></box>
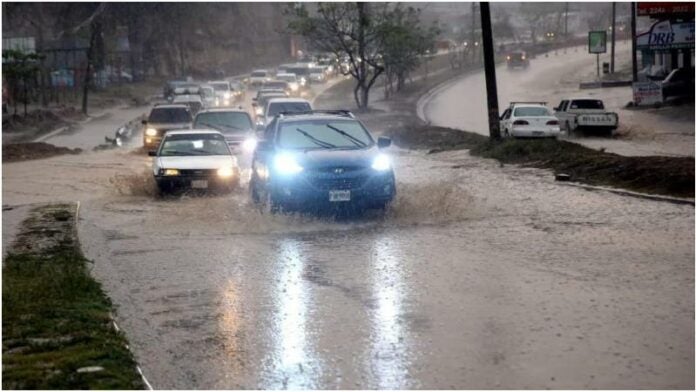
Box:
<box><xmin>315</xmin><ymin>63</ymin><xmax>694</xmax><ymax>199</ymax></box>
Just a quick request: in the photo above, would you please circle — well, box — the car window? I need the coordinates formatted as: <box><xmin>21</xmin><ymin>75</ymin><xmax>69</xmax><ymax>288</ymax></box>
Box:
<box><xmin>194</xmin><ymin>112</ymin><xmax>253</xmax><ymax>133</ymax></box>
<box><xmin>251</xmin><ymin>71</ymin><xmax>267</xmax><ymax>77</ymax></box>
<box><xmin>159</xmin><ymin>133</ymin><xmax>230</xmax><ymax>156</ymax></box>
<box><xmin>277</xmin><ymin>119</ymin><xmax>374</xmax><ymax>149</ymax></box>
<box><xmin>501</xmin><ymin>109</ymin><xmax>510</xmax><ymax>120</ymax></box>
<box><xmin>569</xmin><ymin>100</ymin><xmax>604</xmax><ymax>109</ymax></box>
<box><xmin>268</xmin><ymin>101</ymin><xmax>311</xmax><ymax>117</ymax></box>
<box><xmin>148</xmin><ymin>108</ymin><xmax>192</xmax><ymax>123</ymax></box>
<box><xmin>513</xmin><ymin>107</ymin><xmax>550</xmax><ymax>117</ymax></box>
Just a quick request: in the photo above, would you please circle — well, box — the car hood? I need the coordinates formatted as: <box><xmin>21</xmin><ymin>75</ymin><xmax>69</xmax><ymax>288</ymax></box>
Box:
<box><xmin>157</xmin><ymin>155</ymin><xmax>236</xmax><ymax>170</ymax></box>
<box><xmin>290</xmin><ymin>147</ymin><xmax>380</xmax><ymax>169</ymax></box>
<box><xmin>148</xmin><ymin>122</ymin><xmax>192</xmax><ymax>131</ymax></box>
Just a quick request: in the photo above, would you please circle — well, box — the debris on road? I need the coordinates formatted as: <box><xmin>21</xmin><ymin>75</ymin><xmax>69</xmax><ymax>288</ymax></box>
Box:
<box><xmin>2</xmin><ymin>142</ymin><xmax>82</xmax><ymax>163</ymax></box>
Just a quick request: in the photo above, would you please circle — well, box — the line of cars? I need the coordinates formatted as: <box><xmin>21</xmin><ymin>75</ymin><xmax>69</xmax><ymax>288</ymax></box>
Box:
<box><xmin>143</xmin><ymin>92</ymin><xmax>395</xmax><ymax>213</ymax></box>
<box><xmin>499</xmin><ymin>98</ymin><xmax>618</xmax><ymax>138</ymax></box>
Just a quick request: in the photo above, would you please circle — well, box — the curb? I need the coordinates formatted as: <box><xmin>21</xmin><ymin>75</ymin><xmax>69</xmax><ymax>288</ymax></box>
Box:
<box><xmin>558</xmin><ymin>182</ymin><xmax>694</xmax><ymax>206</ymax></box>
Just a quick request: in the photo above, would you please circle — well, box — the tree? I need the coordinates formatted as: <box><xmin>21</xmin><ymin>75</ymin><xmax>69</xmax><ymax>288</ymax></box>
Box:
<box><xmin>380</xmin><ymin>5</ymin><xmax>439</xmax><ymax>97</ymax></box>
<box><xmin>2</xmin><ymin>49</ymin><xmax>44</xmax><ymax>116</ymax></box>
<box><xmin>287</xmin><ymin>2</ymin><xmax>393</xmax><ymax>110</ymax></box>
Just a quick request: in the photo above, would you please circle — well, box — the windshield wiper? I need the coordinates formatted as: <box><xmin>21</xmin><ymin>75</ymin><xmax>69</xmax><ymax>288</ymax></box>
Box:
<box><xmin>197</xmin><ymin>122</ymin><xmax>223</xmax><ymax>132</ymax></box>
<box><xmin>325</xmin><ymin>124</ymin><xmax>367</xmax><ymax>147</ymax></box>
<box><xmin>295</xmin><ymin>127</ymin><xmax>336</xmax><ymax>149</ymax></box>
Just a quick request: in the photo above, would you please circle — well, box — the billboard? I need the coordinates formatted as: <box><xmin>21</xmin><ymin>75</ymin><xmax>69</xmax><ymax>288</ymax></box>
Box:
<box><xmin>588</xmin><ymin>31</ymin><xmax>607</xmax><ymax>54</ymax></box>
<box><xmin>636</xmin><ymin>20</ymin><xmax>695</xmax><ymax>50</ymax></box>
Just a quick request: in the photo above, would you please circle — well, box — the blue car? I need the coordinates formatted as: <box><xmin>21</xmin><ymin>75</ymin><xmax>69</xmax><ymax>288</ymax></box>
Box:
<box><xmin>250</xmin><ymin>110</ymin><xmax>396</xmax><ymax>213</ymax></box>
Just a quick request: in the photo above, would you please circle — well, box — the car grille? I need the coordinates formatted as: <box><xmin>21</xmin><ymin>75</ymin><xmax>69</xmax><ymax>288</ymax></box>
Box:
<box><xmin>307</xmin><ymin>175</ymin><xmax>369</xmax><ymax>190</ymax></box>
<box><xmin>178</xmin><ymin>169</ymin><xmax>216</xmax><ymax>177</ymax></box>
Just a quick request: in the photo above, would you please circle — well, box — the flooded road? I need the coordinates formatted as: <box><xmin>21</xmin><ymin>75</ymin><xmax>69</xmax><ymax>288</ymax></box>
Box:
<box><xmin>5</xmin><ymin>143</ymin><xmax>692</xmax><ymax>388</ymax></box>
<box><xmin>2</xmin><ymin>77</ymin><xmax>694</xmax><ymax>389</ymax></box>
<box><xmin>422</xmin><ymin>43</ymin><xmax>694</xmax><ymax>157</ymax></box>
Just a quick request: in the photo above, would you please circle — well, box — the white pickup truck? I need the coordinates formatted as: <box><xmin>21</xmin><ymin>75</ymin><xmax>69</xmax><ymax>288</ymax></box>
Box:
<box><xmin>553</xmin><ymin>98</ymin><xmax>618</xmax><ymax>136</ymax></box>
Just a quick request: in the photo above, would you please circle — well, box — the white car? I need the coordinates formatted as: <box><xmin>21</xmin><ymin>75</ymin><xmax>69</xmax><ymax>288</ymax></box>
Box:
<box><xmin>249</xmin><ymin>70</ymin><xmax>271</xmax><ymax>87</ymax></box>
<box><xmin>259</xmin><ymin>97</ymin><xmax>312</xmax><ymax>128</ymax></box>
<box><xmin>207</xmin><ymin>80</ymin><xmax>234</xmax><ymax>106</ymax></box>
<box><xmin>198</xmin><ymin>85</ymin><xmax>217</xmax><ymax>108</ymax></box>
<box><xmin>149</xmin><ymin>130</ymin><xmax>240</xmax><ymax>193</ymax></box>
<box><xmin>499</xmin><ymin>102</ymin><xmax>561</xmax><ymax>138</ymax></box>
<box><xmin>172</xmin><ymin>94</ymin><xmax>204</xmax><ymax>115</ymax></box>
<box><xmin>276</xmin><ymin>72</ymin><xmax>300</xmax><ymax>93</ymax></box>
<box><xmin>553</xmin><ymin>98</ymin><xmax>618</xmax><ymax>136</ymax></box>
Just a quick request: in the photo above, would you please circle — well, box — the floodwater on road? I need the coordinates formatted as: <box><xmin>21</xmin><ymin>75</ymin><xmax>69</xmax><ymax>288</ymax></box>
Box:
<box><xmin>2</xmin><ymin>77</ymin><xmax>694</xmax><ymax>389</ymax></box>
<box><xmin>423</xmin><ymin>43</ymin><xmax>694</xmax><ymax>157</ymax></box>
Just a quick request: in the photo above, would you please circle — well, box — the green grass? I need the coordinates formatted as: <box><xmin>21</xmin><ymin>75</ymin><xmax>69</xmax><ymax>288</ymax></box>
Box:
<box><xmin>389</xmin><ymin>124</ymin><xmax>694</xmax><ymax>199</ymax></box>
<box><xmin>2</xmin><ymin>205</ymin><xmax>145</xmax><ymax>390</ymax></box>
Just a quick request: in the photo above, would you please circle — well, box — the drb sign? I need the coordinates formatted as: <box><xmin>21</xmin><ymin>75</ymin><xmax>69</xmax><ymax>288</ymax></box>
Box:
<box><xmin>637</xmin><ymin>20</ymin><xmax>695</xmax><ymax>50</ymax></box>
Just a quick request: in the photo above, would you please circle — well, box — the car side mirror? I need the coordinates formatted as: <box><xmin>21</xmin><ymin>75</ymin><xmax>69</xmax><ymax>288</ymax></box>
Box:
<box><xmin>377</xmin><ymin>136</ymin><xmax>391</xmax><ymax>148</ymax></box>
<box><xmin>141</xmin><ymin>119</ymin><xmax>147</xmax><ymax>125</ymax></box>
<box><xmin>148</xmin><ymin>151</ymin><xmax>157</xmax><ymax>157</ymax></box>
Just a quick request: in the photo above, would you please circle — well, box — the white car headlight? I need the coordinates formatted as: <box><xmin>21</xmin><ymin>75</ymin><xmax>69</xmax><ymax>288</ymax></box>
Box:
<box><xmin>145</xmin><ymin>128</ymin><xmax>158</xmax><ymax>136</ymax></box>
<box><xmin>217</xmin><ymin>166</ymin><xmax>235</xmax><ymax>178</ymax></box>
<box><xmin>224</xmin><ymin>92</ymin><xmax>231</xmax><ymax>99</ymax></box>
<box><xmin>255</xmin><ymin>107</ymin><xmax>263</xmax><ymax>115</ymax></box>
<box><xmin>273</xmin><ymin>153</ymin><xmax>303</xmax><ymax>175</ymax></box>
<box><xmin>289</xmin><ymin>82</ymin><xmax>299</xmax><ymax>91</ymax></box>
<box><xmin>242</xmin><ymin>137</ymin><xmax>257</xmax><ymax>152</ymax></box>
<box><xmin>371</xmin><ymin>154</ymin><xmax>391</xmax><ymax>171</ymax></box>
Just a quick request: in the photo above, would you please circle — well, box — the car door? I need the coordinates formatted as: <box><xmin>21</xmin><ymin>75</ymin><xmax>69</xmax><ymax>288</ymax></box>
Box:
<box><xmin>500</xmin><ymin>108</ymin><xmax>512</xmax><ymax>131</ymax></box>
<box><xmin>555</xmin><ymin>101</ymin><xmax>569</xmax><ymax>129</ymax></box>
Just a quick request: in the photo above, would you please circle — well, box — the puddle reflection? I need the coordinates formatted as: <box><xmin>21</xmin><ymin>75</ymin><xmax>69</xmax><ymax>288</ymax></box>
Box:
<box><xmin>370</xmin><ymin>236</ymin><xmax>410</xmax><ymax>388</ymax></box>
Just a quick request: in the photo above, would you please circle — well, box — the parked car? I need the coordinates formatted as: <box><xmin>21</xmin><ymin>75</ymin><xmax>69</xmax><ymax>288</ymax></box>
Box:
<box><xmin>500</xmin><ymin>102</ymin><xmax>561</xmax><ymax>138</ymax></box>
<box><xmin>193</xmin><ymin>108</ymin><xmax>257</xmax><ymax>153</ymax></box>
<box><xmin>249</xmin><ymin>70</ymin><xmax>271</xmax><ymax>87</ymax></box>
<box><xmin>661</xmin><ymin>67</ymin><xmax>695</xmax><ymax>101</ymax></box>
<box><xmin>506</xmin><ymin>51</ymin><xmax>530</xmax><ymax>69</ymax></box>
<box><xmin>149</xmin><ymin>130</ymin><xmax>240</xmax><ymax>193</ymax></box>
<box><xmin>142</xmin><ymin>104</ymin><xmax>193</xmax><ymax>151</ymax></box>
<box><xmin>553</xmin><ymin>98</ymin><xmax>618</xmax><ymax>135</ymax></box>
<box><xmin>250</xmin><ymin>110</ymin><xmax>395</xmax><ymax>213</ymax></box>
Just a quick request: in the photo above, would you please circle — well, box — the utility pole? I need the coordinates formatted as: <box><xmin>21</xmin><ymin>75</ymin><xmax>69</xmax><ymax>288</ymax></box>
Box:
<box><xmin>611</xmin><ymin>2</ymin><xmax>616</xmax><ymax>73</ymax></box>
<box><xmin>565</xmin><ymin>2</ymin><xmax>569</xmax><ymax>40</ymax></box>
<box><xmin>631</xmin><ymin>2</ymin><xmax>638</xmax><ymax>81</ymax></box>
<box><xmin>479</xmin><ymin>2</ymin><xmax>500</xmax><ymax>140</ymax></box>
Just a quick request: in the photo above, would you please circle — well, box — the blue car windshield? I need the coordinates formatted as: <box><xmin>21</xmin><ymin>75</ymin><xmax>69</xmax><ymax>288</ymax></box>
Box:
<box><xmin>277</xmin><ymin>119</ymin><xmax>374</xmax><ymax>149</ymax></box>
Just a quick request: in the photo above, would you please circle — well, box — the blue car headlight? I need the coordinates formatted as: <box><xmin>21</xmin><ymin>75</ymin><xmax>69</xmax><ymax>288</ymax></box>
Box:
<box><xmin>274</xmin><ymin>153</ymin><xmax>303</xmax><ymax>175</ymax></box>
<box><xmin>371</xmin><ymin>154</ymin><xmax>391</xmax><ymax>171</ymax></box>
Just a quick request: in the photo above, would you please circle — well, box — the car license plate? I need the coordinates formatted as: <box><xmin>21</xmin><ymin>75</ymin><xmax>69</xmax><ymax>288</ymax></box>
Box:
<box><xmin>532</xmin><ymin>131</ymin><xmax>544</xmax><ymax>136</ymax></box>
<box><xmin>191</xmin><ymin>180</ymin><xmax>208</xmax><ymax>189</ymax></box>
<box><xmin>329</xmin><ymin>190</ymin><xmax>351</xmax><ymax>202</ymax></box>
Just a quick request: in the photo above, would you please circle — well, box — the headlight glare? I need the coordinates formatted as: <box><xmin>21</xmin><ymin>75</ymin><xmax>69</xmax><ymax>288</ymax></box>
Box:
<box><xmin>163</xmin><ymin>169</ymin><xmax>180</xmax><ymax>176</ymax></box>
<box><xmin>274</xmin><ymin>153</ymin><xmax>303</xmax><ymax>175</ymax></box>
<box><xmin>242</xmin><ymin>137</ymin><xmax>257</xmax><ymax>152</ymax></box>
<box><xmin>217</xmin><ymin>166</ymin><xmax>235</xmax><ymax>178</ymax></box>
<box><xmin>371</xmin><ymin>154</ymin><xmax>391</xmax><ymax>171</ymax></box>
<box><xmin>146</xmin><ymin>128</ymin><xmax>158</xmax><ymax>136</ymax></box>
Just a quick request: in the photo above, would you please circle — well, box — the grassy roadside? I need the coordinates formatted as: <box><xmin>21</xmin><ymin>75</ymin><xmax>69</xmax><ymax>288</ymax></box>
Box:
<box><xmin>2</xmin><ymin>204</ymin><xmax>145</xmax><ymax>390</ymax></box>
<box><xmin>389</xmin><ymin>124</ymin><xmax>694</xmax><ymax>199</ymax></box>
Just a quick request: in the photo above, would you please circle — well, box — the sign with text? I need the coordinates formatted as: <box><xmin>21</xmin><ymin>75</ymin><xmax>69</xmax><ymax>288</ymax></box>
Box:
<box><xmin>636</xmin><ymin>20</ymin><xmax>695</xmax><ymax>50</ymax></box>
<box><xmin>588</xmin><ymin>31</ymin><xmax>607</xmax><ymax>53</ymax></box>
<box><xmin>637</xmin><ymin>2</ymin><xmax>694</xmax><ymax>17</ymax></box>
<box><xmin>632</xmin><ymin>81</ymin><xmax>663</xmax><ymax>106</ymax></box>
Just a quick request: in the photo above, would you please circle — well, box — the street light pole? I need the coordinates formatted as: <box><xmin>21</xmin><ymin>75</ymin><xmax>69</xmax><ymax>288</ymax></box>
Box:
<box><xmin>479</xmin><ymin>2</ymin><xmax>500</xmax><ymax>140</ymax></box>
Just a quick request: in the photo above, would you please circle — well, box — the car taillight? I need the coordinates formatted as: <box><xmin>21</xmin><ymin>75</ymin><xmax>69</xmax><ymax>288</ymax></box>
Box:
<box><xmin>546</xmin><ymin>120</ymin><xmax>559</xmax><ymax>125</ymax></box>
<box><xmin>513</xmin><ymin>120</ymin><xmax>529</xmax><ymax>125</ymax></box>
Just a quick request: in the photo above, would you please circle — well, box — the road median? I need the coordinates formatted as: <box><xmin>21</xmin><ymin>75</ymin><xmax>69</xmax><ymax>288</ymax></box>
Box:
<box><xmin>2</xmin><ymin>203</ymin><xmax>146</xmax><ymax>389</ymax></box>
